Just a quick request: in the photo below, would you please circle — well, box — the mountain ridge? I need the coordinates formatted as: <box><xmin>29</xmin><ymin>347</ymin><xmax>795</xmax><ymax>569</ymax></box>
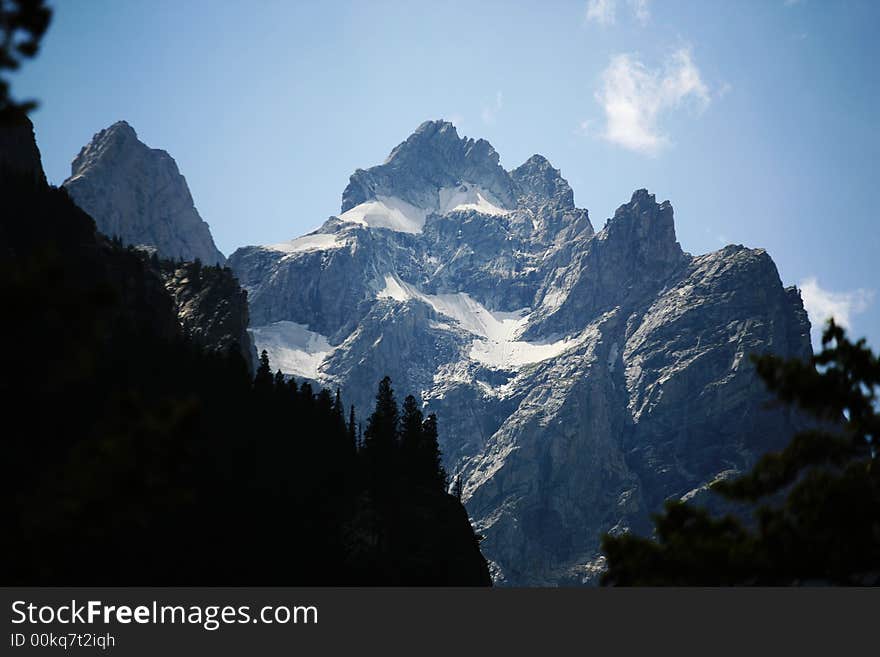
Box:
<box><xmin>228</xmin><ymin>120</ymin><xmax>812</xmax><ymax>584</ymax></box>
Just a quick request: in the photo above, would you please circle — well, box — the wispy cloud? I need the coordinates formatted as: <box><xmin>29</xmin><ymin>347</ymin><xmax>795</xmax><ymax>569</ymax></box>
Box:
<box><xmin>586</xmin><ymin>0</ymin><xmax>616</xmax><ymax>25</ymax></box>
<box><xmin>799</xmin><ymin>277</ymin><xmax>874</xmax><ymax>345</ymax></box>
<box><xmin>585</xmin><ymin>0</ymin><xmax>651</xmax><ymax>26</ymax></box>
<box><xmin>592</xmin><ymin>48</ymin><xmax>710</xmax><ymax>155</ymax></box>
<box><xmin>481</xmin><ymin>91</ymin><xmax>503</xmax><ymax>125</ymax></box>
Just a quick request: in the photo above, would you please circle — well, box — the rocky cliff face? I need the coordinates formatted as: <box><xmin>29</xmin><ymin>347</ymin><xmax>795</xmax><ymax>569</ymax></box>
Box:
<box><xmin>160</xmin><ymin>259</ymin><xmax>256</xmax><ymax>371</ymax></box>
<box><xmin>63</xmin><ymin>121</ymin><xmax>226</xmax><ymax>265</ymax></box>
<box><xmin>228</xmin><ymin>120</ymin><xmax>813</xmax><ymax>585</ymax></box>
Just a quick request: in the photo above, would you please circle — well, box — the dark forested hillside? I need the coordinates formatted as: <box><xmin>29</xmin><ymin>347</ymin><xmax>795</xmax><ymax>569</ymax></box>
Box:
<box><xmin>0</xmin><ymin>135</ymin><xmax>490</xmax><ymax>585</ymax></box>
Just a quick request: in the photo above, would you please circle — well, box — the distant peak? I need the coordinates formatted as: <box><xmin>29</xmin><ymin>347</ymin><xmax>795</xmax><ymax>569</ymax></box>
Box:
<box><xmin>521</xmin><ymin>154</ymin><xmax>552</xmax><ymax>168</ymax></box>
<box><xmin>69</xmin><ymin>121</ymin><xmax>147</xmax><ymax>179</ymax></box>
<box><xmin>384</xmin><ymin>119</ymin><xmax>471</xmax><ymax>165</ymax></box>
<box><xmin>413</xmin><ymin>119</ymin><xmax>458</xmax><ymax>137</ymax></box>
<box><xmin>510</xmin><ymin>154</ymin><xmax>574</xmax><ymax>209</ymax></box>
<box><xmin>342</xmin><ymin>119</ymin><xmax>514</xmax><ymax>213</ymax></box>
<box><xmin>109</xmin><ymin>119</ymin><xmax>135</xmax><ymax>132</ymax></box>
<box><xmin>629</xmin><ymin>188</ymin><xmax>654</xmax><ymax>204</ymax></box>
<box><xmin>602</xmin><ymin>189</ymin><xmax>680</xmax><ymax>263</ymax></box>
<box><xmin>102</xmin><ymin>120</ymin><xmax>138</xmax><ymax>141</ymax></box>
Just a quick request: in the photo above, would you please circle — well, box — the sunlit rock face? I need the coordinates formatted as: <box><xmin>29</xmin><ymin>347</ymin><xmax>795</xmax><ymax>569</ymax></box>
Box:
<box><xmin>229</xmin><ymin>120</ymin><xmax>812</xmax><ymax>585</ymax></box>
<box><xmin>64</xmin><ymin>121</ymin><xmax>226</xmax><ymax>266</ymax></box>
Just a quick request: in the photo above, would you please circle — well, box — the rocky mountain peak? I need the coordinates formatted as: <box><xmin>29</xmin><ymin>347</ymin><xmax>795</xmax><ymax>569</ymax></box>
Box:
<box><xmin>510</xmin><ymin>154</ymin><xmax>575</xmax><ymax>210</ymax></box>
<box><xmin>600</xmin><ymin>188</ymin><xmax>682</xmax><ymax>267</ymax></box>
<box><xmin>70</xmin><ymin>120</ymin><xmax>139</xmax><ymax>175</ymax></box>
<box><xmin>341</xmin><ymin>119</ymin><xmax>516</xmax><ymax>215</ymax></box>
<box><xmin>228</xmin><ymin>121</ymin><xmax>812</xmax><ymax>586</ymax></box>
<box><xmin>63</xmin><ymin>122</ymin><xmax>226</xmax><ymax>266</ymax></box>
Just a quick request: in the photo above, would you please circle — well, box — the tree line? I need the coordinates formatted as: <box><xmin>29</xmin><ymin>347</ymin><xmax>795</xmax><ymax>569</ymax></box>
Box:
<box><xmin>0</xmin><ymin>166</ymin><xmax>490</xmax><ymax>585</ymax></box>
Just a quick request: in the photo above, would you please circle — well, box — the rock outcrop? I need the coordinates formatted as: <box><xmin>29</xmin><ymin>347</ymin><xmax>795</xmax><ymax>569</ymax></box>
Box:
<box><xmin>63</xmin><ymin>121</ymin><xmax>226</xmax><ymax>265</ymax></box>
<box><xmin>228</xmin><ymin>120</ymin><xmax>813</xmax><ymax>585</ymax></box>
<box><xmin>160</xmin><ymin>259</ymin><xmax>256</xmax><ymax>371</ymax></box>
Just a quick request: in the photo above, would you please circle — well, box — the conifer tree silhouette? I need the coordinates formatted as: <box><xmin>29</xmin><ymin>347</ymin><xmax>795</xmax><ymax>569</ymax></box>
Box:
<box><xmin>253</xmin><ymin>349</ymin><xmax>273</xmax><ymax>394</ymax></box>
<box><xmin>421</xmin><ymin>412</ymin><xmax>446</xmax><ymax>489</ymax></box>
<box><xmin>348</xmin><ymin>404</ymin><xmax>357</xmax><ymax>452</ymax></box>
<box><xmin>364</xmin><ymin>377</ymin><xmax>399</xmax><ymax>455</ymax></box>
<box><xmin>400</xmin><ymin>394</ymin><xmax>424</xmax><ymax>455</ymax></box>
<box><xmin>452</xmin><ymin>476</ymin><xmax>464</xmax><ymax>502</ymax></box>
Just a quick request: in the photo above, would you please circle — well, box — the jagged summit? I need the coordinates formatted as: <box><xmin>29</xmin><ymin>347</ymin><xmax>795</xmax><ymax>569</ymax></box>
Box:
<box><xmin>332</xmin><ymin>120</ymin><xmax>588</xmax><ymax>237</ymax></box>
<box><xmin>510</xmin><ymin>154</ymin><xmax>575</xmax><ymax>210</ymax></box>
<box><xmin>227</xmin><ymin>122</ymin><xmax>811</xmax><ymax>585</ymax></box>
<box><xmin>341</xmin><ymin>119</ymin><xmax>516</xmax><ymax>219</ymax></box>
<box><xmin>63</xmin><ymin>122</ymin><xmax>226</xmax><ymax>266</ymax></box>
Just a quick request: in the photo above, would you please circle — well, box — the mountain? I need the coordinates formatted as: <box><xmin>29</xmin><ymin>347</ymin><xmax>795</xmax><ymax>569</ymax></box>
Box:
<box><xmin>229</xmin><ymin>120</ymin><xmax>812</xmax><ymax>585</ymax></box>
<box><xmin>2</xmin><ymin>115</ymin><xmax>489</xmax><ymax>586</ymax></box>
<box><xmin>63</xmin><ymin>121</ymin><xmax>226</xmax><ymax>265</ymax></box>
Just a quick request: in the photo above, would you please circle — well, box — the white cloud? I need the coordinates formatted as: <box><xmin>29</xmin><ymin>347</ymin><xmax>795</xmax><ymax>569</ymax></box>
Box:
<box><xmin>586</xmin><ymin>0</ymin><xmax>616</xmax><ymax>25</ymax></box>
<box><xmin>593</xmin><ymin>48</ymin><xmax>710</xmax><ymax>155</ymax></box>
<box><xmin>481</xmin><ymin>91</ymin><xmax>503</xmax><ymax>125</ymax></box>
<box><xmin>799</xmin><ymin>277</ymin><xmax>874</xmax><ymax>345</ymax></box>
<box><xmin>585</xmin><ymin>0</ymin><xmax>650</xmax><ymax>26</ymax></box>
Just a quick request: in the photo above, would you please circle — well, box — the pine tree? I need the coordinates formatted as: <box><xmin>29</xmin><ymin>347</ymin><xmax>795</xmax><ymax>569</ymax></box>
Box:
<box><xmin>364</xmin><ymin>377</ymin><xmax>399</xmax><ymax>449</ymax></box>
<box><xmin>253</xmin><ymin>349</ymin><xmax>273</xmax><ymax>394</ymax></box>
<box><xmin>333</xmin><ymin>388</ymin><xmax>346</xmax><ymax>434</ymax></box>
<box><xmin>400</xmin><ymin>394</ymin><xmax>424</xmax><ymax>455</ymax></box>
<box><xmin>602</xmin><ymin>320</ymin><xmax>880</xmax><ymax>585</ymax></box>
<box><xmin>452</xmin><ymin>476</ymin><xmax>464</xmax><ymax>501</ymax></box>
<box><xmin>348</xmin><ymin>405</ymin><xmax>357</xmax><ymax>452</ymax></box>
<box><xmin>363</xmin><ymin>377</ymin><xmax>400</xmax><ymax>481</ymax></box>
<box><xmin>421</xmin><ymin>413</ymin><xmax>446</xmax><ymax>490</ymax></box>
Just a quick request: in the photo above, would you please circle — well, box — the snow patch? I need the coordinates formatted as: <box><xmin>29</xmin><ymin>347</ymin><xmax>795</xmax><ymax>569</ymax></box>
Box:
<box><xmin>438</xmin><ymin>183</ymin><xmax>510</xmax><ymax>216</ymax></box>
<box><xmin>249</xmin><ymin>321</ymin><xmax>334</xmax><ymax>380</ymax></box>
<box><xmin>377</xmin><ymin>274</ymin><xmax>526</xmax><ymax>341</ymax></box>
<box><xmin>377</xmin><ymin>273</ymin><xmax>576</xmax><ymax>369</ymax></box>
<box><xmin>265</xmin><ymin>233</ymin><xmax>342</xmax><ymax>254</ymax></box>
<box><xmin>469</xmin><ymin>336</ymin><xmax>581</xmax><ymax>368</ymax></box>
<box><xmin>338</xmin><ymin>196</ymin><xmax>427</xmax><ymax>234</ymax></box>
<box><xmin>607</xmin><ymin>341</ymin><xmax>619</xmax><ymax>371</ymax></box>
<box><xmin>336</xmin><ymin>184</ymin><xmax>508</xmax><ymax>235</ymax></box>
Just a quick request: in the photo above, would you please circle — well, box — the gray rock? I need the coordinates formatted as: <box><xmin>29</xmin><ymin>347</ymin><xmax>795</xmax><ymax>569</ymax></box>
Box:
<box><xmin>160</xmin><ymin>260</ymin><xmax>256</xmax><ymax>373</ymax></box>
<box><xmin>229</xmin><ymin>120</ymin><xmax>813</xmax><ymax>585</ymax></box>
<box><xmin>63</xmin><ymin>121</ymin><xmax>226</xmax><ymax>265</ymax></box>
<box><xmin>342</xmin><ymin>120</ymin><xmax>517</xmax><ymax>213</ymax></box>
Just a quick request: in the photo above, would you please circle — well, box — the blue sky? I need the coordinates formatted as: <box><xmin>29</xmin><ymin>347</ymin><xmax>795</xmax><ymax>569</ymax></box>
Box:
<box><xmin>13</xmin><ymin>0</ymin><xmax>879</xmax><ymax>348</ymax></box>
